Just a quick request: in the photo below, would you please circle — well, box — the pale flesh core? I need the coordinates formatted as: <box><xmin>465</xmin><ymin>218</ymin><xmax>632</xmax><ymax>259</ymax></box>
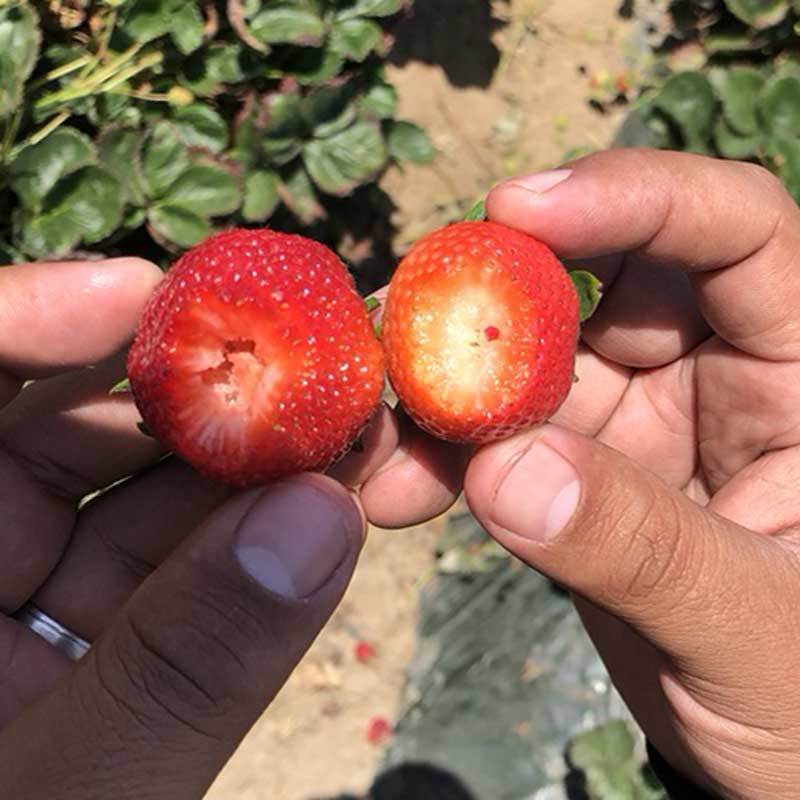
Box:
<box><xmin>407</xmin><ymin>281</ymin><xmax>534</xmax><ymax>417</ymax></box>
<box><xmin>170</xmin><ymin>298</ymin><xmax>289</xmax><ymax>457</ymax></box>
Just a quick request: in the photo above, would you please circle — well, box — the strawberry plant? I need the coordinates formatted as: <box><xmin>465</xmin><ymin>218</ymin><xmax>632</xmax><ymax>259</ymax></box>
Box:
<box><xmin>0</xmin><ymin>0</ymin><xmax>433</xmax><ymax>269</ymax></box>
<box><xmin>618</xmin><ymin>0</ymin><xmax>800</xmax><ymax>201</ymax></box>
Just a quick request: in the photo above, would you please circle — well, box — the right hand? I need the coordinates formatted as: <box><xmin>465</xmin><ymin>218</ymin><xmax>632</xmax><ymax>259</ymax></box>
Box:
<box><xmin>463</xmin><ymin>149</ymin><xmax>800</xmax><ymax>799</ymax></box>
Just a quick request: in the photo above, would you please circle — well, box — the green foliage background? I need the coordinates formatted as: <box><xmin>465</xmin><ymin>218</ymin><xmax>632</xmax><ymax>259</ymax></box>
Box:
<box><xmin>0</xmin><ymin>0</ymin><xmax>433</xmax><ymax>269</ymax></box>
<box><xmin>619</xmin><ymin>0</ymin><xmax>800</xmax><ymax>201</ymax></box>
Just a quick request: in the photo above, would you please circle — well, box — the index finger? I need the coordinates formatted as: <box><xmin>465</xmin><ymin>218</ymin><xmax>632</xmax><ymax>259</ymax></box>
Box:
<box><xmin>0</xmin><ymin>258</ymin><xmax>162</xmax><ymax>379</ymax></box>
<box><xmin>486</xmin><ymin>149</ymin><xmax>800</xmax><ymax>360</ymax></box>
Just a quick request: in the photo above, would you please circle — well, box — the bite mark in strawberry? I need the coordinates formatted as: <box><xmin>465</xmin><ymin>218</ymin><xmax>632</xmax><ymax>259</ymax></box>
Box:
<box><xmin>128</xmin><ymin>228</ymin><xmax>384</xmax><ymax>486</ymax></box>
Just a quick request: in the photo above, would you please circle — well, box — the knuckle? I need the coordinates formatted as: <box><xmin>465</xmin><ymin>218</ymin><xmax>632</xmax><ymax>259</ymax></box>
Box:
<box><xmin>737</xmin><ymin>161</ymin><xmax>792</xmax><ymax>207</ymax></box>
<box><xmin>98</xmin><ymin>579</ymin><xmax>277</xmax><ymax>738</ymax></box>
<box><xmin>602</xmin><ymin>486</ymin><xmax>698</xmax><ymax>611</ymax></box>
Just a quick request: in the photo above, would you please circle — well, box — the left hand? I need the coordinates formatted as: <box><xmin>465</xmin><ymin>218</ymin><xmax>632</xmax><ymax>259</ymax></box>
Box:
<box><xmin>0</xmin><ymin>256</ymin><xmax>466</xmax><ymax>798</ymax></box>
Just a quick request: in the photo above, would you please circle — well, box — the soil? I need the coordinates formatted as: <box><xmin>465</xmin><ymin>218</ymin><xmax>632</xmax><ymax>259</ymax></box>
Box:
<box><xmin>206</xmin><ymin>2</ymin><xmax>636</xmax><ymax>798</ymax></box>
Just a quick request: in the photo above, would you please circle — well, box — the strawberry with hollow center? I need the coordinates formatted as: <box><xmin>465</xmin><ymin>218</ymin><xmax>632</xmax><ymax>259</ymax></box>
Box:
<box><xmin>128</xmin><ymin>228</ymin><xmax>384</xmax><ymax>486</ymax></box>
<box><xmin>382</xmin><ymin>220</ymin><xmax>579</xmax><ymax>443</ymax></box>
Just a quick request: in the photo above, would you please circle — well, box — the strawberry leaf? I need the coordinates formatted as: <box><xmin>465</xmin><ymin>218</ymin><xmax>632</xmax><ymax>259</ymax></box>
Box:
<box><xmin>386</xmin><ymin>120</ymin><xmax>434</xmax><ymax>164</ymax></box>
<box><xmin>364</xmin><ymin>296</ymin><xmax>380</xmax><ymax>313</ymax></box>
<box><xmin>464</xmin><ymin>199</ymin><xmax>486</xmax><ymax>221</ymax></box>
<box><xmin>9</xmin><ymin>128</ymin><xmax>95</xmax><ymax>211</ymax></box>
<box><xmin>0</xmin><ymin>2</ymin><xmax>40</xmax><ymax>120</ymax></box>
<box><xmin>569</xmin><ymin>270</ymin><xmax>603</xmax><ymax>323</ymax></box>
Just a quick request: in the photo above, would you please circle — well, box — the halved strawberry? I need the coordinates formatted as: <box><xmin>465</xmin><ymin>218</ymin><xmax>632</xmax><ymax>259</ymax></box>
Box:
<box><xmin>381</xmin><ymin>220</ymin><xmax>580</xmax><ymax>443</ymax></box>
<box><xmin>128</xmin><ymin>228</ymin><xmax>384</xmax><ymax>486</ymax></box>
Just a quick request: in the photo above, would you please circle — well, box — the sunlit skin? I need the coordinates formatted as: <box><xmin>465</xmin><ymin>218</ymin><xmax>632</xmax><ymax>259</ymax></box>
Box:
<box><xmin>0</xmin><ymin>150</ymin><xmax>799</xmax><ymax>798</ymax></box>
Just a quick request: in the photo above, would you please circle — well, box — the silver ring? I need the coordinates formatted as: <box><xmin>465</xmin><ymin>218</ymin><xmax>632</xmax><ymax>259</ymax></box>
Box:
<box><xmin>13</xmin><ymin>603</ymin><xmax>91</xmax><ymax>661</ymax></box>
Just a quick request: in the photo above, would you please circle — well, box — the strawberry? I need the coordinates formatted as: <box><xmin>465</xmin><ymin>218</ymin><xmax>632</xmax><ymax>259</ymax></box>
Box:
<box><xmin>127</xmin><ymin>228</ymin><xmax>384</xmax><ymax>487</ymax></box>
<box><xmin>381</xmin><ymin>220</ymin><xmax>580</xmax><ymax>444</ymax></box>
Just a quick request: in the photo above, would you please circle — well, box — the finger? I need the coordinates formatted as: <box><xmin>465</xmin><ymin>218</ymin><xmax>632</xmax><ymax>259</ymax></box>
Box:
<box><xmin>549</xmin><ymin>343</ymin><xmax>632</xmax><ymax>436</ymax></box>
<box><xmin>579</xmin><ymin>254</ymin><xmax>711</xmax><ymax>368</ymax></box>
<box><xmin>487</xmin><ymin>150</ymin><xmax>800</xmax><ymax>359</ymax></box>
<box><xmin>464</xmin><ymin>424</ymin><xmax>797</xmax><ymax>684</ymax></box>
<box><xmin>0</xmin><ymin>354</ymin><xmax>163</xmax><ymax>498</ymax></box>
<box><xmin>0</xmin><ymin>474</ymin><xmax>364</xmax><ymax>800</ymax></box>
<box><xmin>0</xmin><ymin>258</ymin><xmax>161</xmax><ymax>380</ymax></box>
<box><xmin>0</xmin><ymin>357</ymin><xmax>164</xmax><ymax>612</ymax></box>
<box><xmin>31</xmin><ymin>458</ymin><xmax>230</xmax><ymax>641</ymax></box>
<box><xmin>327</xmin><ymin>403</ymin><xmax>400</xmax><ymax>487</ymax></box>
<box><xmin>596</xmin><ymin>354</ymin><xmax>699</xmax><ymax>488</ymax></box>
<box><xmin>360</xmin><ymin>409</ymin><xmax>470</xmax><ymax>529</ymax></box>
<box><xmin>0</xmin><ymin>616</ymin><xmax>72</xmax><ymax>728</ymax></box>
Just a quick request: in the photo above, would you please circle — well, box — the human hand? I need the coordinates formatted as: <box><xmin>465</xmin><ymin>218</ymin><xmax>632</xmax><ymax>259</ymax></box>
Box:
<box><xmin>463</xmin><ymin>149</ymin><xmax>800</xmax><ymax>799</ymax></box>
<box><xmin>0</xmin><ymin>257</ymin><xmax>465</xmax><ymax>799</ymax></box>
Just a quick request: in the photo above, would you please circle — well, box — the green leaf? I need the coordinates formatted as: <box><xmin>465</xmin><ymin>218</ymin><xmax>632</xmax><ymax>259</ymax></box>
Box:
<box><xmin>279</xmin><ymin>164</ymin><xmax>324</xmax><ymax>223</ymax></box>
<box><xmin>767</xmin><ymin>135</ymin><xmax>800</xmax><ymax>203</ymax></box>
<box><xmin>305</xmin><ymin>81</ymin><xmax>358</xmax><ymax>137</ymax></box>
<box><xmin>172</xmin><ymin>104</ymin><xmax>229</xmax><ymax>153</ymax></box>
<box><xmin>336</xmin><ymin>0</ymin><xmax>403</xmax><ymax>20</ymax></box>
<box><xmin>759</xmin><ymin>76</ymin><xmax>800</xmax><ymax>137</ymax></box>
<box><xmin>170</xmin><ymin>1</ymin><xmax>204</xmax><ymax>54</ymax></box>
<box><xmin>303</xmin><ymin>121</ymin><xmax>387</xmax><ymax>194</ymax></box>
<box><xmin>568</xmin><ymin>721</ymin><xmax>667</xmax><ymax>799</ymax></box>
<box><xmin>122</xmin><ymin>0</ymin><xmax>177</xmax><ymax>42</ymax></box>
<box><xmin>249</xmin><ymin>5</ymin><xmax>325</xmax><ymax>46</ymax></box>
<box><xmin>281</xmin><ymin>41</ymin><xmax>345</xmax><ymax>85</ymax></box>
<box><xmin>569</xmin><ymin>721</ymin><xmax>635</xmax><ymax>772</ymax></box>
<box><xmin>261</xmin><ymin>91</ymin><xmax>309</xmax><ymax>165</ymax></box>
<box><xmin>98</xmin><ymin>127</ymin><xmax>148</xmax><ymax>206</ymax></box>
<box><xmin>359</xmin><ymin>79</ymin><xmax>397</xmax><ymax>119</ymax></box>
<box><xmin>386</xmin><ymin>120</ymin><xmax>435</xmax><ymax>164</ymax></box>
<box><xmin>653</xmin><ymin>72</ymin><xmax>715</xmax><ymax>153</ymax></box>
<box><xmin>714</xmin><ymin>66</ymin><xmax>765</xmax><ymax>136</ymax></box>
<box><xmin>723</xmin><ymin>0</ymin><xmax>789</xmax><ymax>28</ymax></box>
<box><xmin>713</xmin><ymin>117</ymin><xmax>761</xmax><ymax>159</ymax></box>
<box><xmin>9</xmin><ymin>127</ymin><xmax>95</xmax><ymax>210</ymax></box>
<box><xmin>569</xmin><ymin>270</ymin><xmax>603</xmax><ymax>323</ymax></box>
<box><xmin>704</xmin><ymin>29</ymin><xmax>765</xmax><ymax>53</ymax></box>
<box><xmin>0</xmin><ymin>1</ymin><xmax>40</xmax><ymax>119</ymax></box>
<box><xmin>16</xmin><ymin>166</ymin><xmax>124</xmax><ymax>257</ymax></box>
<box><xmin>160</xmin><ymin>164</ymin><xmax>241</xmax><ymax>217</ymax></box>
<box><xmin>110</xmin><ymin>378</ymin><xmax>131</xmax><ymax>395</ymax></box>
<box><xmin>242</xmin><ymin>169</ymin><xmax>281</xmax><ymax>222</ymax></box>
<box><xmin>181</xmin><ymin>43</ymin><xmax>244</xmax><ymax>97</ymax></box>
<box><xmin>464</xmin><ymin>199</ymin><xmax>486</xmax><ymax>221</ymax></box>
<box><xmin>148</xmin><ymin>204</ymin><xmax>211</xmax><ymax>248</ymax></box>
<box><xmin>142</xmin><ymin>122</ymin><xmax>191</xmax><ymax>199</ymax></box>
<box><xmin>330</xmin><ymin>18</ymin><xmax>383</xmax><ymax>62</ymax></box>
<box><xmin>364</xmin><ymin>296</ymin><xmax>381</xmax><ymax>313</ymax></box>
<box><xmin>613</xmin><ymin>107</ymin><xmax>680</xmax><ymax>149</ymax></box>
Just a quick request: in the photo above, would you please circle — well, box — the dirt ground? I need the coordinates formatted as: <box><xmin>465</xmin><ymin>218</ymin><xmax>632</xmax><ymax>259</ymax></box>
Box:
<box><xmin>206</xmin><ymin>2</ymin><xmax>635</xmax><ymax>798</ymax></box>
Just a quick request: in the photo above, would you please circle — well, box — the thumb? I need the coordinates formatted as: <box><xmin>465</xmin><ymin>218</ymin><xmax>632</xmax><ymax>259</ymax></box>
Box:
<box><xmin>464</xmin><ymin>424</ymin><xmax>793</xmax><ymax>677</ymax></box>
<box><xmin>0</xmin><ymin>474</ymin><xmax>363</xmax><ymax>800</ymax></box>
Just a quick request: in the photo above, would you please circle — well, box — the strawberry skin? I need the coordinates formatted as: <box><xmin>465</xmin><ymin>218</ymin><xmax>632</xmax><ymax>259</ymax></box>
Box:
<box><xmin>128</xmin><ymin>228</ymin><xmax>384</xmax><ymax>487</ymax></box>
<box><xmin>382</xmin><ymin>220</ymin><xmax>579</xmax><ymax>443</ymax></box>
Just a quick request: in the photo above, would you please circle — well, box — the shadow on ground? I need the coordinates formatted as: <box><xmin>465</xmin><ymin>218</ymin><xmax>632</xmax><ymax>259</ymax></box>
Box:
<box><xmin>390</xmin><ymin>0</ymin><xmax>508</xmax><ymax>88</ymax></box>
<box><xmin>310</xmin><ymin>762</ymin><xmax>477</xmax><ymax>800</ymax></box>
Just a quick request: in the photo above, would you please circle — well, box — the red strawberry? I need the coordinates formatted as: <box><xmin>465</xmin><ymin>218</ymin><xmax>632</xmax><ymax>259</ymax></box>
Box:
<box><xmin>354</xmin><ymin>640</ymin><xmax>377</xmax><ymax>663</ymax></box>
<box><xmin>381</xmin><ymin>220</ymin><xmax>579</xmax><ymax>443</ymax></box>
<box><xmin>127</xmin><ymin>228</ymin><xmax>384</xmax><ymax>486</ymax></box>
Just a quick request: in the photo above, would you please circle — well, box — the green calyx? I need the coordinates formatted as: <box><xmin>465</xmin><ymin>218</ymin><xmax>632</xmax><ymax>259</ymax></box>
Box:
<box><xmin>569</xmin><ymin>269</ymin><xmax>603</xmax><ymax>323</ymax></box>
<box><xmin>109</xmin><ymin>377</ymin><xmax>131</xmax><ymax>394</ymax></box>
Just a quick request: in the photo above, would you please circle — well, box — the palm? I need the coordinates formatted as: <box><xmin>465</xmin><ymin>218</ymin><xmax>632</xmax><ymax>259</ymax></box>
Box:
<box><xmin>551</xmin><ymin>248</ymin><xmax>800</xmax><ymax>769</ymax></box>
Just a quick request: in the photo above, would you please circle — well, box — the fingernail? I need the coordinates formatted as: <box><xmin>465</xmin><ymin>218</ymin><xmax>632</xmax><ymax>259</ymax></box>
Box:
<box><xmin>491</xmin><ymin>439</ymin><xmax>580</xmax><ymax>541</ymax></box>
<box><xmin>234</xmin><ymin>477</ymin><xmax>363</xmax><ymax>599</ymax></box>
<box><xmin>508</xmin><ymin>169</ymin><xmax>572</xmax><ymax>194</ymax></box>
